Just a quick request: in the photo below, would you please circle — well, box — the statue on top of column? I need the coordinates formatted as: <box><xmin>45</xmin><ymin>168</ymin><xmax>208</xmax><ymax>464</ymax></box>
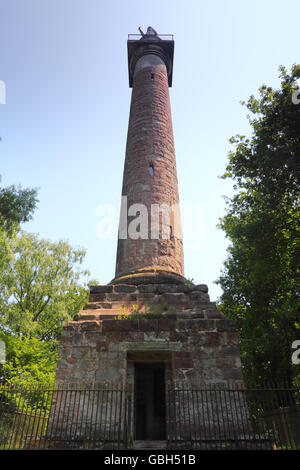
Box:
<box><xmin>138</xmin><ymin>26</ymin><xmax>160</xmax><ymax>40</ymax></box>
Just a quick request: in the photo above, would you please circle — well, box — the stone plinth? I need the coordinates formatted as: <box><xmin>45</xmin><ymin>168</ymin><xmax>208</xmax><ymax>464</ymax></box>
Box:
<box><xmin>55</xmin><ymin>282</ymin><xmax>243</xmax><ymax>387</ymax></box>
<box><xmin>51</xmin><ymin>282</ymin><xmax>276</xmax><ymax>449</ymax></box>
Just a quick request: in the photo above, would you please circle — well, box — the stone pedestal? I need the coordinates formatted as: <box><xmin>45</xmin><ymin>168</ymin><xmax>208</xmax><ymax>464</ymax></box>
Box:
<box><xmin>51</xmin><ymin>281</ymin><xmax>277</xmax><ymax>449</ymax></box>
<box><xmin>55</xmin><ymin>281</ymin><xmax>243</xmax><ymax>388</ymax></box>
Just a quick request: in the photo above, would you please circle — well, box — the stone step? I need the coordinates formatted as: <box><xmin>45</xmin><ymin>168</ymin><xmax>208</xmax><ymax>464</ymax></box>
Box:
<box><xmin>132</xmin><ymin>440</ymin><xmax>167</xmax><ymax>450</ymax></box>
<box><xmin>86</xmin><ymin>301</ymin><xmax>141</xmax><ymax>308</ymax></box>
<box><xmin>77</xmin><ymin>314</ymin><xmax>118</xmax><ymax>321</ymax></box>
<box><xmin>83</xmin><ymin>302</ymin><xmax>113</xmax><ymax>310</ymax></box>
<box><xmin>76</xmin><ymin>308</ymin><xmax>212</xmax><ymax>321</ymax></box>
<box><xmin>77</xmin><ymin>308</ymin><xmax>223</xmax><ymax>322</ymax></box>
<box><xmin>76</xmin><ymin>308</ymin><xmax>133</xmax><ymax>321</ymax></box>
<box><xmin>82</xmin><ymin>302</ymin><xmax>151</xmax><ymax>314</ymax></box>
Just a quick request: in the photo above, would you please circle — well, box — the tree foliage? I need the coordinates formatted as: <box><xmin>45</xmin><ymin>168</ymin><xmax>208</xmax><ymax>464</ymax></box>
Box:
<box><xmin>0</xmin><ymin>231</ymin><xmax>90</xmax><ymax>341</ymax></box>
<box><xmin>0</xmin><ymin>230</ymin><xmax>91</xmax><ymax>386</ymax></box>
<box><xmin>0</xmin><ymin>179</ymin><xmax>38</xmax><ymax>232</ymax></box>
<box><xmin>0</xmin><ymin>332</ymin><xmax>58</xmax><ymax>387</ymax></box>
<box><xmin>217</xmin><ymin>65</ymin><xmax>300</xmax><ymax>385</ymax></box>
<box><xmin>0</xmin><ymin>147</ymin><xmax>91</xmax><ymax>388</ymax></box>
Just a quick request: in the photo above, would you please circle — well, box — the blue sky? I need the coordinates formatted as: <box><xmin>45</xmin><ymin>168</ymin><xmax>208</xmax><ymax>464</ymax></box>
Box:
<box><xmin>0</xmin><ymin>0</ymin><xmax>299</xmax><ymax>301</ymax></box>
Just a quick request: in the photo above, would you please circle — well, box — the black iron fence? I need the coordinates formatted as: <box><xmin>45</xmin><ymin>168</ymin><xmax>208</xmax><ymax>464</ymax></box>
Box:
<box><xmin>167</xmin><ymin>383</ymin><xmax>300</xmax><ymax>450</ymax></box>
<box><xmin>0</xmin><ymin>385</ymin><xmax>131</xmax><ymax>449</ymax></box>
<box><xmin>0</xmin><ymin>382</ymin><xmax>299</xmax><ymax>450</ymax></box>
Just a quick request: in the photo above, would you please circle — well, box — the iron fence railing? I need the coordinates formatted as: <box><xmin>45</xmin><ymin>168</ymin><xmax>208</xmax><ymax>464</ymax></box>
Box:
<box><xmin>166</xmin><ymin>383</ymin><xmax>300</xmax><ymax>450</ymax></box>
<box><xmin>0</xmin><ymin>385</ymin><xmax>131</xmax><ymax>450</ymax></box>
<box><xmin>0</xmin><ymin>382</ymin><xmax>299</xmax><ymax>450</ymax></box>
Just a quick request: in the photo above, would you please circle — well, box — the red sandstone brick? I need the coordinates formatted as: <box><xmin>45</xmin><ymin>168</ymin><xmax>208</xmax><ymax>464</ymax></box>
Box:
<box><xmin>156</xmin><ymin>293</ymin><xmax>187</xmax><ymax>306</ymax></box>
<box><xmin>204</xmin><ymin>332</ymin><xmax>220</xmax><ymax>347</ymax></box>
<box><xmin>173</xmin><ymin>352</ymin><xmax>193</xmax><ymax>369</ymax></box>
<box><xmin>115</xmin><ymin>63</ymin><xmax>184</xmax><ymax>278</ymax></box>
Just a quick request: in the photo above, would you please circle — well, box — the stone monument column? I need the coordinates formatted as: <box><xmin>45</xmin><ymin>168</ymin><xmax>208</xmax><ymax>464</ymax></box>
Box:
<box><xmin>114</xmin><ymin>30</ymin><xmax>184</xmax><ymax>283</ymax></box>
<box><xmin>52</xmin><ymin>29</ymin><xmax>255</xmax><ymax>450</ymax></box>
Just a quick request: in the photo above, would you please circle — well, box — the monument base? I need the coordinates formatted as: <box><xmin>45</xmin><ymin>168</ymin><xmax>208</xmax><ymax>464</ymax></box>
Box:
<box><xmin>52</xmin><ymin>283</ymin><xmax>277</xmax><ymax>448</ymax></box>
<box><xmin>56</xmin><ymin>281</ymin><xmax>243</xmax><ymax>387</ymax></box>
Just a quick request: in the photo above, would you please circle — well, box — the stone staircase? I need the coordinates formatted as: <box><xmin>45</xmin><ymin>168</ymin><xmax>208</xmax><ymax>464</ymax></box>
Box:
<box><xmin>75</xmin><ymin>281</ymin><xmax>225</xmax><ymax>322</ymax></box>
<box><xmin>132</xmin><ymin>440</ymin><xmax>167</xmax><ymax>450</ymax></box>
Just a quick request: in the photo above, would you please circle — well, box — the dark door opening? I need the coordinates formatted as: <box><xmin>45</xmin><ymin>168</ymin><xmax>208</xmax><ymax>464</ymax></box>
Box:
<box><xmin>134</xmin><ymin>363</ymin><xmax>166</xmax><ymax>440</ymax></box>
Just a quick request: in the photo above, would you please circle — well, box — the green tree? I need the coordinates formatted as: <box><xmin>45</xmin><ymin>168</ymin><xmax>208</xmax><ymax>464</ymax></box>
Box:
<box><xmin>0</xmin><ymin>332</ymin><xmax>58</xmax><ymax>387</ymax></box>
<box><xmin>0</xmin><ymin>231</ymin><xmax>90</xmax><ymax>341</ymax></box>
<box><xmin>0</xmin><ymin>231</ymin><xmax>91</xmax><ymax>386</ymax></box>
<box><xmin>0</xmin><ymin>179</ymin><xmax>38</xmax><ymax>232</ymax></box>
<box><xmin>0</xmin><ymin>136</ymin><xmax>38</xmax><ymax>232</ymax></box>
<box><xmin>217</xmin><ymin>65</ymin><xmax>300</xmax><ymax>386</ymax></box>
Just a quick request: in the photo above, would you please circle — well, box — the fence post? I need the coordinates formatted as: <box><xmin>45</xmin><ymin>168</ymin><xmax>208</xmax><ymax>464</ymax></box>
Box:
<box><xmin>166</xmin><ymin>382</ymin><xmax>170</xmax><ymax>448</ymax></box>
<box><xmin>125</xmin><ymin>383</ymin><xmax>133</xmax><ymax>449</ymax></box>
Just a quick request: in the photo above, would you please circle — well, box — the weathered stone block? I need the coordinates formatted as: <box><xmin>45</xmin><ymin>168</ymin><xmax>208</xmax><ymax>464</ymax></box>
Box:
<box><xmin>138</xmin><ymin>292</ymin><xmax>159</xmax><ymax>301</ymax></box>
<box><xmin>216</xmin><ymin>345</ymin><xmax>241</xmax><ymax>357</ymax></box>
<box><xmin>215</xmin><ymin>356</ymin><xmax>237</xmax><ymax>369</ymax></box>
<box><xmin>156</xmin><ymin>293</ymin><xmax>187</xmax><ymax>306</ymax></box>
<box><xmin>157</xmin><ymin>318</ymin><xmax>175</xmax><ymax>331</ymax></box>
<box><xmin>95</xmin><ymin>368</ymin><xmax>123</xmax><ymax>382</ymax></box>
<box><xmin>73</xmin><ymin>332</ymin><xmax>84</xmax><ymax>346</ymax></box>
<box><xmin>84</xmin><ymin>302</ymin><xmax>106</xmax><ymax>310</ymax></box>
<box><xmin>192</xmin><ymin>348</ymin><xmax>210</xmax><ymax>359</ymax></box>
<box><xmin>60</xmin><ymin>325</ymin><xmax>76</xmax><ymax>337</ymax></box>
<box><xmin>95</xmin><ymin>341</ymin><xmax>108</xmax><ymax>353</ymax></box>
<box><xmin>190</xmin><ymin>311</ymin><xmax>205</xmax><ymax>319</ymax></box>
<box><xmin>193</xmin><ymin>284</ymin><xmax>209</xmax><ymax>293</ymax></box>
<box><xmin>101</xmin><ymin>319</ymin><xmax>139</xmax><ymax>332</ymax></box>
<box><xmin>77</xmin><ymin>321</ymin><xmax>101</xmax><ymax>332</ymax></box>
<box><xmin>176</xmin><ymin>319</ymin><xmax>216</xmax><ymax>331</ymax></box>
<box><xmin>204</xmin><ymin>332</ymin><xmax>220</xmax><ymax>347</ymax></box>
<box><xmin>138</xmin><ymin>319</ymin><xmax>158</xmax><ymax>332</ymax></box>
<box><xmin>173</xmin><ymin>351</ymin><xmax>193</xmax><ymax>368</ymax></box>
<box><xmin>72</xmin><ymin>347</ymin><xmax>90</xmax><ymax>360</ymax></box>
<box><xmin>90</xmin><ymin>285</ymin><xmax>113</xmax><ymax>294</ymax></box>
<box><xmin>204</xmin><ymin>309</ymin><xmax>225</xmax><ymax>319</ymax></box>
<box><xmin>114</xmin><ymin>285</ymin><xmax>137</xmax><ymax>293</ymax></box>
<box><xmin>157</xmin><ymin>284</ymin><xmax>189</xmax><ymax>294</ymax></box>
<box><xmin>137</xmin><ymin>284</ymin><xmax>158</xmax><ymax>293</ymax></box>
<box><xmin>105</xmin><ymin>293</ymin><xmax>124</xmax><ymax>301</ymax></box>
<box><xmin>100</xmin><ymin>302</ymin><xmax>114</xmax><ymax>309</ymax></box>
<box><xmin>216</xmin><ymin>319</ymin><xmax>237</xmax><ymax>332</ymax></box>
<box><xmin>143</xmin><ymin>331</ymin><xmax>171</xmax><ymax>342</ymax></box>
<box><xmin>89</xmin><ymin>293</ymin><xmax>106</xmax><ymax>302</ymax></box>
<box><xmin>190</xmin><ymin>291</ymin><xmax>210</xmax><ymax>303</ymax></box>
<box><xmin>192</xmin><ymin>358</ymin><xmax>223</xmax><ymax>381</ymax></box>
<box><xmin>222</xmin><ymin>368</ymin><xmax>244</xmax><ymax>380</ymax></box>
<box><xmin>224</xmin><ymin>331</ymin><xmax>240</xmax><ymax>346</ymax></box>
<box><xmin>128</xmin><ymin>294</ymin><xmax>138</xmax><ymax>301</ymax></box>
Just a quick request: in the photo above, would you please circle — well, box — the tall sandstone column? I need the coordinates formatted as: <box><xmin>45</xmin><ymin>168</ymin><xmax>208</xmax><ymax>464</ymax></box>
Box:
<box><xmin>52</xmin><ymin>29</ymin><xmax>256</xmax><ymax>449</ymax></box>
<box><xmin>114</xmin><ymin>31</ymin><xmax>184</xmax><ymax>283</ymax></box>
